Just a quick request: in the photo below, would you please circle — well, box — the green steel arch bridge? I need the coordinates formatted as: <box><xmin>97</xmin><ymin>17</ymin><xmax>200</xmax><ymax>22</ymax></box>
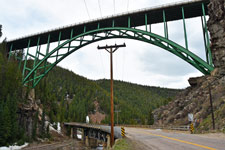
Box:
<box><xmin>6</xmin><ymin>0</ymin><xmax>214</xmax><ymax>88</ymax></box>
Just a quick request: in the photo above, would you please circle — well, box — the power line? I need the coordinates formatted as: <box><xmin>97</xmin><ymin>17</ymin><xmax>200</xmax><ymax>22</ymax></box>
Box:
<box><xmin>113</xmin><ymin>0</ymin><xmax>115</xmax><ymax>14</ymax></box>
<box><xmin>98</xmin><ymin>0</ymin><xmax>102</xmax><ymax>17</ymax></box>
<box><xmin>83</xmin><ymin>0</ymin><xmax>90</xmax><ymax>19</ymax></box>
<box><xmin>127</xmin><ymin>0</ymin><xmax>130</xmax><ymax>11</ymax></box>
<box><xmin>99</xmin><ymin>50</ymin><xmax>106</xmax><ymax>78</ymax></box>
<box><xmin>122</xmin><ymin>46</ymin><xmax>125</xmax><ymax>81</ymax></box>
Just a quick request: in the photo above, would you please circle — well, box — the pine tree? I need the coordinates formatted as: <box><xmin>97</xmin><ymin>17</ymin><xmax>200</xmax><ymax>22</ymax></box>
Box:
<box><xmin>148</xmin><ymin>108</ymin><xmax>154</xmax><ymax>125</ymax></box>
<box><xmin>0</xmin><ymin>99</ymin><xmax>5</xmax><ymax>146</ymax></box>
<box><xmin>32</xmin><ymin>111</ymin><xmax>38</xmax><ymax>140</ymax></box>
<box><xmin>41</xmin><ymin>107</ymin><xmax>46</xmax><ymax>138</ymax></box>
<box><xmin>2</xmin><ymin>101</ymin><xmax>12</xmax><ymax>146</ymax></box>
<box><xmin>0</xmin><ymin>24</ymin><xmax>2</xmax><ymax>38</ymax></box>
<box><xmin>8</xmin><ymin>94</ymin><xmax>19</xmax><ymax>143</ymax></box>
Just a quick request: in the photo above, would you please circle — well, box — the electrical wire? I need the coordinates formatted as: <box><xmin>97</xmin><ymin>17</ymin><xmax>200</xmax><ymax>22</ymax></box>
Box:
<box><xmin>127</xmin><ymin>0</ymin><xmax>130</xmax><ymax>12</ymax></box>
<box><xmin>99</xmin><ymin>50</ymin><xmax>106</xmax><ymax>78</ymax></box>
<box><xmin>113</xmin><ymin>0</ymin><xmax>116</xmax><ymax>15</ymax></box>
<box><xmin>98</xmin><ymin>0</ymin><xmax>102</xmax><ymax>17</ymax></box>
<box><xmin>83</xmin><ymin>0</ymin><xmax>91</xmax><ymax>19</ymax></box>
<box><xmin>122</xmin><ymin>46</ymin><xmax>126</xmax><ymax>81</ymax></box>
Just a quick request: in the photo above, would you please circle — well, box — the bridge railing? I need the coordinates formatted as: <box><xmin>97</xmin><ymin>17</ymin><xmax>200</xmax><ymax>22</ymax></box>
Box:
<box><xmin>118</xmin><ymin>124</ymin><xmax>190</xmax><ymax>131</ymax></box>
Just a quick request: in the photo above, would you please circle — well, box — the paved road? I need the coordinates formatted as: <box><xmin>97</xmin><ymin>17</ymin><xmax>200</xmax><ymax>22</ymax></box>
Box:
<box><xmin>126</xmin><ymin>128</ymin><xmax>225</xmax><ymax>150</ymax></box>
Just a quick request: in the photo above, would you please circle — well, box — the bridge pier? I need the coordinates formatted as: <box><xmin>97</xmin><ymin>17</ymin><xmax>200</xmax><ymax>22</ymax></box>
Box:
<box><xmin>70</xmin><ymin>127</ymin><xmax>77</xmax><ymax>139</ymax></box>
<box><xmin>70</xmin><ymin>127</ymin><xmax>73</xmax><ymax>138</ymax></box>
<box><xmin>85</xmin><ymin>136</ymin><xmax>89</xmax><ymax>147</ymax></box>
<box><xmin>107</xmin><ymin>134</ymin><xmax>111</xmax><ymax>148</ymax></box>
<box><xmin>82</xmin><ymin>129</ymin><xmax>85</xmax><ymax>141</ymax></box>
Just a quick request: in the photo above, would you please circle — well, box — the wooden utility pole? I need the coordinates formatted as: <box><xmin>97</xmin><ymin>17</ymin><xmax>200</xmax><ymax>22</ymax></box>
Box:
<box><xmin>208</xmin><ymin>83</ymin><xmax>215</xmax><ymax>130</ymax></box>
<box><xmin>97</xmin><ymin>43</ymin><xmax>126</xmax><ymax>147</ymax></box>
<box><xmin>115</xmin><ymin>110</ymin><xmax>121</xmax><ymax>125</ymax></box>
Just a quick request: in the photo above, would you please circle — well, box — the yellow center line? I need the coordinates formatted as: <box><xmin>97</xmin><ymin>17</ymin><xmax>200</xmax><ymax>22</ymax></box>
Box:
<box><xmin>135</xmin><ymin>130</ymin><xmax>217</xmax><ymax>150</ymax></box>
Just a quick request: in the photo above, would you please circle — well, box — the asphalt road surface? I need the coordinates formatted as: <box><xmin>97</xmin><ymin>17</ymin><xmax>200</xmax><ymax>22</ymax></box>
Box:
<box><xmin>126</xmin><ymin>128</ymin><xmax>225</xmax><ymax>150</ymax></box>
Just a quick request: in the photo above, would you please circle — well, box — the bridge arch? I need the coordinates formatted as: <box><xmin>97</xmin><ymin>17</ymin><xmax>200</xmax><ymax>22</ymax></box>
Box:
<box><xmin>23</xmin><ymin>27</ymin><xmax>214</xmax><ymax>87</ymax></box>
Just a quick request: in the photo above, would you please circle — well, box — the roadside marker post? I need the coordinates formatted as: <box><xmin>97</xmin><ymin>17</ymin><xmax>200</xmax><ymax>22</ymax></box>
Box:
<box><xmin>121</xmin><ymin>127</ymin><xmax>125</xmax><ymax>137</ymax></box>
<box><xmin>190</xmin><ymin>123</ymin><xmax>194</xmax><ymax>134</ymax></box>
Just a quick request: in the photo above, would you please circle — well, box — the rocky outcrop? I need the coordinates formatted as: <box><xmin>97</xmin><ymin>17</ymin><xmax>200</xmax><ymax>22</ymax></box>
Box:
<box><xmin>208</xmin><ymin>0</ymin><xmax>225</xmax><ymax>75</ymax></box>
<box><xmin>18</xmin><ymin>89</ymin><xmax>42</xmax><ymax>137</ymax></box>
<box><xmin>18</xmin><ymin>100</ymin><xmax>38</xmax><ymax>137</ymax></box>
<box><xmin>153</xmin><ymin>76</ymin><xmax>225</xmax><ymax>130</ymax></box>
<box><xmin>89</xmin><ymin>101</ymin><xmax>105</xmax><ymax>124</ymax></box>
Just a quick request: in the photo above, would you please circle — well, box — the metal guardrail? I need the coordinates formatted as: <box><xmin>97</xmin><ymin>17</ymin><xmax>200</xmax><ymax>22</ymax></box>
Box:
<box><xmin>119</xmin><ymin>124</ymin><xmax>190</xmax><ymax>131</ymax></box>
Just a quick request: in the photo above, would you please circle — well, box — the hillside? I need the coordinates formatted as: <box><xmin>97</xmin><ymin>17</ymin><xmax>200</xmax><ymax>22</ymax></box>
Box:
<box><xmin>96</xmin><ymin>79</ymin><xmax>181</xmax><ymax>124</ymax></box>
<box><xmin>34</xmin><ymin>64</ymin><xmax>181</xmax><ymax>125</ymax></box>
<box><xmin>153</xmin><ymin>75</ymin><xmax>225</xmax><ymax>132</ymax></box>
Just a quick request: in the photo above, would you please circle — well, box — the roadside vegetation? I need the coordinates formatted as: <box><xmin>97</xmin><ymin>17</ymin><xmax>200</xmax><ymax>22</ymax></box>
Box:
<box><xmin>113</xmin><ymin>138</ymin><xmax>135</xmax><ymax>150</ymax></box>
<box><xmin>0</xmin><ymin>42</ymin><xmax>26</xmax><ymax>146</ymax></box>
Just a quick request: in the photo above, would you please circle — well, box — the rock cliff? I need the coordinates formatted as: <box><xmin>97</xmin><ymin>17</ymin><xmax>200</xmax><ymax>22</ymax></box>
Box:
<box><xmin>208</xmin><ymin>0</ymin><xmax>225</xmax><ymax>75</ymax></box>
<box><xmin>153</xmin><ymin>75</ymin><xmax>225</xmax><ymax>131</ymax></box>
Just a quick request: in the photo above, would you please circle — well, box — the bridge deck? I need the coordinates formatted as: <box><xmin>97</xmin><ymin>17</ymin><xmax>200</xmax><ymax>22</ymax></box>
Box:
<box><xmin>64</xmin><ymin>122</ymin><xmax>122</xmax><ymax>138</ymax></box>
<box><xmin>7</xmin><ymin>0</ymin><xmax>209</xmax><ymax>50</ymax></box>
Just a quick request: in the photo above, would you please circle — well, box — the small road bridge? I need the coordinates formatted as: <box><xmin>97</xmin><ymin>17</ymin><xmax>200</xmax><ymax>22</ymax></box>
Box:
<box><xmin>63</xmin><ymin>122</ymin><xmax>122</xmax><ymax>147</ymax></box>
<box><xmin>5</xmin><ymin>0</ymin><xmax>213</xmax><ymax>88</ymax></box>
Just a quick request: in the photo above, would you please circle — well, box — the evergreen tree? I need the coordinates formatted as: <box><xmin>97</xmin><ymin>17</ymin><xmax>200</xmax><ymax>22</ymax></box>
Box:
<box><xmin>8</xmin><ymin>93</ymin><xmax>19</xmax><ymax>143</ymax></box>
<box><xmin>2</xmin><ymin>101</ymin><xmax>12</xmax><ymax>146</ymax></box>
<box><xmin>0</xmin><ymin>99</ymin><xmax>5</xmax><ymax>146</ymax></box>
<box><xmin>148</xmin><ymin>108</ymin><xmax>154</xmax><ymax>125</ymax></box>
<box><xmin>0</xmin><ymin>24</ymin><xmax>2</xmax><ymax>38</ymax></box>
<box><xmin>32</xmin><ymin>111</ymin><xmax>38</xmax><ymax>140</ymax></box>
<box><xmin>41</xmin><ymin>107</ymin><xmax>46</xmax><ymax>137</ymax></box>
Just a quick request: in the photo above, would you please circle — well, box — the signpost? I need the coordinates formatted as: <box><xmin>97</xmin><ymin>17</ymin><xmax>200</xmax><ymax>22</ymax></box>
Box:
<box><xmin>188</xmin><ymin>113</ymin><xmax>194</xmax><ymax>133</ymax></box>
<box><xmin>188</xmin><ymin>113</ymin><xmax>193</xmax><ymax>122</ymax></box>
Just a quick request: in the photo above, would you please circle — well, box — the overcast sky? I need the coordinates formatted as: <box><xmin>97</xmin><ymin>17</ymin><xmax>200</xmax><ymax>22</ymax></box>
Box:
<box><xmin>0</xmin><ymin>0</ymin><xmax>207</xmax><ymax>89</ymax></box>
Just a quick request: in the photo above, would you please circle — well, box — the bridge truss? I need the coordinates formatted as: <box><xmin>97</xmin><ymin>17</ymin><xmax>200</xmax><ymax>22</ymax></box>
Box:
<box><xmin>6</xmin><ymin>0</ymin><xmax>214</xmax><ymax>88</ymax></box>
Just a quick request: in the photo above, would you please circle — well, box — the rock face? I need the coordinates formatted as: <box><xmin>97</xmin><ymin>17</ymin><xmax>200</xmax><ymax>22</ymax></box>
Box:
<box><xmin>153</xmin><ymin>76</ymin><xmax>225</xmax><ymax>130</ymax></box>
<box><xmin>18</xmin><ymin>89</ymin><xmax>41</xmax><ymax>137</ymax></box>
<box><xmin>89</xmin><ymin>101</ymin><xmax>105</xmax><ymax>124</ymax></box>
<box><xmin>208</xmin><ymin>0</ymin><xmax>225</xmax><ymax>75</ymax></box>
<box><xmin>18</xmin><ymin>100</ymin><xmax>38</xmax><ymax>137</ymax></box>
<box><xmin>153</xmin><ymin>0</ymin><xmax>225</xmax><ymax>131</ymax></box>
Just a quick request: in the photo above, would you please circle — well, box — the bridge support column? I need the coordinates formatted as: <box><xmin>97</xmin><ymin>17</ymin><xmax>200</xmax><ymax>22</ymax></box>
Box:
<box><xmin>82</xmin><ymin>129</ymin><xmax>85</xmax><ymax>142</ymax></box>
<box><xmin>70</xmin><ymin>127</ymin><xmax>73</xmax><ymax>138</ymax></box>
<box><xmin>70</xmin><ymin>127</ymin><xmax>78</xmax><ymax>139</ymax></box>
<box><xmin>107</xmin><ymin>134</ymin><xmax>111</xmax><ymax>149</ymax></box>
<box><xmin>85</xmin><ymin>136</ymin><xmax>89</xmax><ymax>147</ymax></box>
<box><xmin>73</xmin><ymin>127</ymin><xmax>77</xmax><ymax>139</ymax></box>
<box><xmin>89</xmin><ymin>138</ymin><xmax>98</xmax><ymax>147</ymax></box>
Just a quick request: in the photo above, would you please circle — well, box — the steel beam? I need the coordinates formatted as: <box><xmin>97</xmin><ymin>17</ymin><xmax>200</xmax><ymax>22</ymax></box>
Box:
<box><xmin>22</xmin><ymin>39</ymin><xmax>30</xmax><ymax>82</ymax></box>
<box><xmin>202</xmin><ymin>3</ymin><xmax>212</xmax><ymax>65</ymax></box>
<box><xmin>182</xmin><ymin>7</ymin><xmax>188</xmax><ymax>49</ymax></box>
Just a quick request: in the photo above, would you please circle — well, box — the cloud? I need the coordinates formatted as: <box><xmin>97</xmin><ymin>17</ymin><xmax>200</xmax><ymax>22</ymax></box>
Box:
<box><xmin>1</xmin><ymin>0</ymin><xmax>207</xmax><ymax>88</ymax></box>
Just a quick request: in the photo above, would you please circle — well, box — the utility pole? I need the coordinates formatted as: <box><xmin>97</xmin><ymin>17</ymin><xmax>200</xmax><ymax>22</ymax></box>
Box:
<box><xmin>115</xmin><ymin>110</ymin><xmax>121</xmax><ymax>125</ymax></box>
<box><xmin>208</xmin><ymin>82</ymin><xmax>215</xmax><ymax>130</ymax></box>
<box><xmin>97</xmin><ymin>43</ymin><xmax>126</xmax><ymax>147</ymax></box>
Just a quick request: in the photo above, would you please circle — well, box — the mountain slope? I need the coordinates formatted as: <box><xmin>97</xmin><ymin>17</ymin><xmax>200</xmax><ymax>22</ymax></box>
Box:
<box><xmin>96</xmin><ymin>79</ymin><xmax>181</xmax><ymax>123</ymax></box>
<box><xmin>153</xmin><ymin>75</ymin><xmax>225</xmax><ymax>132</ymax></box>
<box><xmin>34</xmin><ymin>65</ymin><xmax>180</xmax><ymax>125</ymax></box>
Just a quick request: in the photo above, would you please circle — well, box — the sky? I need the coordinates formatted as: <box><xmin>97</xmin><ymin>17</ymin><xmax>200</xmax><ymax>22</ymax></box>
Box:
<box><xmin>0</xmin><ymin>0</ymin><xmax>207</xmax><ymax>89</ymax></box>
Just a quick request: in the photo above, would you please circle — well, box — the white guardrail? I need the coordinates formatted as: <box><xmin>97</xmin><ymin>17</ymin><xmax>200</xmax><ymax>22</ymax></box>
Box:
<box><xmin>120</xmin><ymin>125</ymin><xmax>190</xmax><ymax>131</ymax></box>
